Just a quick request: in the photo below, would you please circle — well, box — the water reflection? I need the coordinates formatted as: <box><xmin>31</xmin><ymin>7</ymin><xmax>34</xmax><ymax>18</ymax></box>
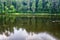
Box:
<box><xmin>0</xmin><ymin>27</ymin><xmax>57</xmax><ymax>40</ymax></box>
<box><xmin>0</xmin><ymin>15</ymin><xmax>60</xmax><ymax>39</ymax></box>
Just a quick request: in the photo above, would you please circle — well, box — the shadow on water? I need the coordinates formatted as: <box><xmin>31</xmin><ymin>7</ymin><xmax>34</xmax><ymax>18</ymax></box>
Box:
<box><xmin>0</xmin><ymin>15</ymin><xmax>60</xmax><ymax>40</ymax></box>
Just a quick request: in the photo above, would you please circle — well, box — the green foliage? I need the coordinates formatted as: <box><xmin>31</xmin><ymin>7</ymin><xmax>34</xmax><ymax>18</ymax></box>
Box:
<box><xmin>38</xmin><ymin>0</ymin><xmax>42</xmax><ymax>9</ymax></box>
<box><xmin>8</xmin><ymin>5</ymin><xmax>16</xmax><ymax>13</ymax></box>
<box><xmin>0</xmin><ymin>0</ymin><xmax>60</xmax><ymax>13</ymax></box>
<box><xmin>4</xmin><ymin>6</ymin><xmax>8</xmax><ymax>13</ymax></box>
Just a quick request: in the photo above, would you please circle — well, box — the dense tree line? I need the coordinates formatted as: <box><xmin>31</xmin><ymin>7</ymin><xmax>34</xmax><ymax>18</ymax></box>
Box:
<box><xmin>0</xmin><ymin>0</ymin><xmax>60</xmax><ymax>13</ymax></box>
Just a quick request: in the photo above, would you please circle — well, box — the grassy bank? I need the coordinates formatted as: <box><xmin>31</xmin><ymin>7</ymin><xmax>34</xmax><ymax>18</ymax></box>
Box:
<box><xmin>5</xmin><ymin>13</ymin><xmax>60</xmax><ymax>15</ymax></box>
<box><xmin>0</xmin><ymin>13</ymin><xmax>60</xmax><ymax>19</ymax></box>
<box><xmin>3</xmin><ymin>13</ymin><xmax>60</xmax><ymax>19</ymax></box>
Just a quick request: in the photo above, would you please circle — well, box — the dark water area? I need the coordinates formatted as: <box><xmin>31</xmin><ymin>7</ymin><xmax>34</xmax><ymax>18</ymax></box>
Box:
<box><xmin>0</xmin><ymin>15</ymin><xmax>60</xmax><ymax>40</ymax></box>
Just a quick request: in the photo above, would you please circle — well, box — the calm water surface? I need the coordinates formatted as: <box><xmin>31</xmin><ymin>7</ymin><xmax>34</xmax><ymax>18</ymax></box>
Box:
<box><xmin>0</xmin><ymin>16</ymin><xmax>60</xmax><ymax>40</ymax></box>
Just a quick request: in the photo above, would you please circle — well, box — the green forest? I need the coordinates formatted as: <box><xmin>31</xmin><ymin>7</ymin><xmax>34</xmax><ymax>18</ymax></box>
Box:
<box><xmin>0</xmin><ymin>0</ymin><xmax>60</xmax><ymax>14</ymax></box>
<box><xmin>0</xmin><ymin>0</ymin><xmax>60</xmax><ymax>39</ymax></box>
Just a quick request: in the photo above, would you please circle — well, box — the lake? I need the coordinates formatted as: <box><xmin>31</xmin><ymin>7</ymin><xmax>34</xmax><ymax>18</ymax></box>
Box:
<box><xmin>0</xmin><ymin>15</ymin><xmax>60</xmax><ymax>40</ymax></box>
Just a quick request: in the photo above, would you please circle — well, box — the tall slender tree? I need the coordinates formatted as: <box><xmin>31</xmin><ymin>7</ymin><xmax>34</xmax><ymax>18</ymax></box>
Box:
<box><xmin>29</xmin><ymin>0</ymin><xmax>32</xmax><ymax>11</ymax></box>
<box><xmin>42</xmin><ymin>0</ymin><xmax>45</xmax><ymax>9</ymax></box>
<box><xmin>35</xmin><ymin>0</ymin><xmax>39</xmax><ymax>11</ymax></box>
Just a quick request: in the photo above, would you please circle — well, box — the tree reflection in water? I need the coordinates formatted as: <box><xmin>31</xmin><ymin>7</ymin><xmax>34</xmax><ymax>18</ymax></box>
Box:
<box><xmin>0</xmin><ymin>27</ymin><xmax>57</xmax><ymax>40</ymax></box>
<box><xmin>0</xmin><ymin>15</ymin><xmax>60</xmax><ymax>39</ymax></box>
